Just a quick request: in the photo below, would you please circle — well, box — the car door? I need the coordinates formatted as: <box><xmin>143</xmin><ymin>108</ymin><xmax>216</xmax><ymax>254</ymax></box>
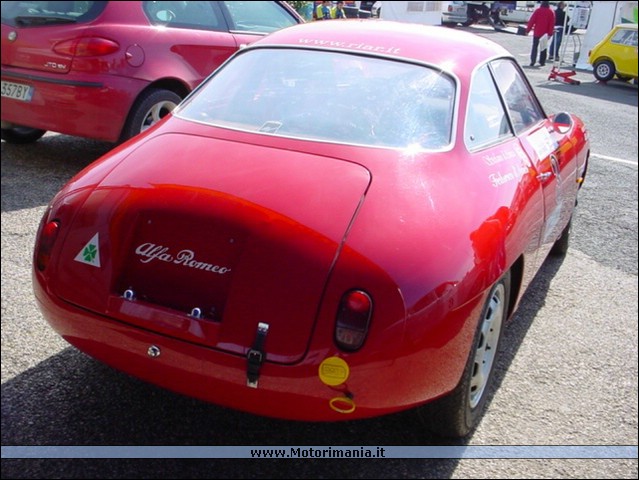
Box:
<box><xmin>490</xmin><ymin>59</ymin><xmax>577</xmax><ymax>252</ymax></box>
<box><xmin>612</xmin><ymin>28</ymin><xmax>638</xmax><ymax>77</ymax></box>
<box><xmin>141</xmin><ymin>1</ymin><xmax>300</xmax><ymax>90</ymax></box>
<box><xmin>142</xmin><ymin>1</ymin><xmax>237</xmax><ymax>88</ymax></box>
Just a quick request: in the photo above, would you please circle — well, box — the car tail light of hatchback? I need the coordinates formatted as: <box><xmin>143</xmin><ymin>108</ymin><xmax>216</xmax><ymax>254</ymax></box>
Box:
<box><xmin>54</xmin><ymin>37</ymin><xmax>120</xmax><ymax>57</ymax></box>
<box><xmin>36</xmin><ymin>220</ymin><xmax>60</xmax><ymax>271</ymax></box>
<box><xmin>334</xmin><ymin>289</ymin><xmax>373</xmax><ymax>351</ymax></box>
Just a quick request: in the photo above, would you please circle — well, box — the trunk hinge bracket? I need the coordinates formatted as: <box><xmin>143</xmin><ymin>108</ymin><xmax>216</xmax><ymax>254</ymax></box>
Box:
<box><xmin>246</xmin><ymin>322</ymin><xmax>269</xmax><ymax>388</ymax></box>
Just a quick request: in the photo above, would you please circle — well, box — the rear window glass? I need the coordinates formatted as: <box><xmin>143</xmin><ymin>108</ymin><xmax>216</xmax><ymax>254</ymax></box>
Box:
<box><xmin>0</xmin><ymin>1</ymin><xmax>106</xmax><ymax>26</ymax></box>
<box><xmin>177</xmin><ymin>48</ymin><xmax>456</xmax><ymax>150</ymax></box>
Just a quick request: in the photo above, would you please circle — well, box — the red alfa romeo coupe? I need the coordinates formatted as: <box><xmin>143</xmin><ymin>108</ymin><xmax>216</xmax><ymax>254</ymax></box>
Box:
<box><xmin>33</xmin><ymin>20</ymin><xmax>590</xmax><ymax>437</ymax></box>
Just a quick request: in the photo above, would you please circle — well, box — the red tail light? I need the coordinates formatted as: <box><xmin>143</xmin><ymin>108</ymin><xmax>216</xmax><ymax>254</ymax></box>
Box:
<box><xmin>334</xmin><ymin>290</ymin><xmax>373</xmax><ymax>351</ymax></box>
<box><xmin>53</xmin><ymin>37</ymin><xmax>120</xmax><ymax>57</ymax></box>
<box><xmin>36</xmin><ymin>221</ymin><xmax>60</xmax><ymax>271</ymax></box>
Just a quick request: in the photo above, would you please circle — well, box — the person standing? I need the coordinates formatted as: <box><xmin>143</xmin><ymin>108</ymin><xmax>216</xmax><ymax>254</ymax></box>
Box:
<box><xmin>489</xmin><ymin>2</ymin><xmax>505</xmax><ymax>28</ymax></box>
<box><xmin>332</xmin><ymin>1</ymin><xmax>347</xmax><ymax>19</ymax></box>
<box><xmin>526</xmin><ymin>1</ymin><xmax>555</xmax><ymax>67</ymax></box>
<box><xmin>315</xmin><ymin>0</ymin><xmax>332</xmax><ymax>20</ymax></box>
<box><xmin>549</xmin><ymin>2</ymin><xmax>568</xmax><ymax>61</ymax></box>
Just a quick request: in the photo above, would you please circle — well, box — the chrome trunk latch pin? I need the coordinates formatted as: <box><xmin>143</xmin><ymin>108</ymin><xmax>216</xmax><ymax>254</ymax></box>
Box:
<box><xmin>189</xmin><ymin>307</ymin><xmax>203</xmax><ymax>319</ymax></box>
<box><xmin>123</xmin><ymin>289</ymin><xmax>136</xmax><ymax>300</ymax></box>
<box><xmin>147</xmin><ymin>345</ymin><xmax>161</xmax><ymax>358</ymax></box>
<box><xmin>246</xmin><ymin>322</ymin><xmax>269</xmax><ymax>388</ymax></box>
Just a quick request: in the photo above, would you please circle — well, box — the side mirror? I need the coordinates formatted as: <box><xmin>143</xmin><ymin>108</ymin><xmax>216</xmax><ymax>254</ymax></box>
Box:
<box><xmin>552</xmin><ymin>112</ymin><xmax>573</xmax><ymax>134</ymax></box>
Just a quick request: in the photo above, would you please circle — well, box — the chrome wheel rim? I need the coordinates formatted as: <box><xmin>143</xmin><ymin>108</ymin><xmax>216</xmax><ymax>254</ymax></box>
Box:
<box><xmin>596</xmin><ymin>63</ymin><xmax>611</xmax><ymax>78</ymax></box>
<box><xmin>469</xmin><ymin>283</ymin><xmax>505</xmax><ymax>409</ymax></box>
<box><xmin>140</xmin><ymin>100</ymin><xmax>177</xmax><ymax>132</ymax></box>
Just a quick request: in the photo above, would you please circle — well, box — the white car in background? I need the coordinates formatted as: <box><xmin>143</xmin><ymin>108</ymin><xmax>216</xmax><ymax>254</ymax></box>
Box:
<box><xmin>442</xmin><ymin>1</ymin><xmax>469</xmax><ymax>26</ymax></box>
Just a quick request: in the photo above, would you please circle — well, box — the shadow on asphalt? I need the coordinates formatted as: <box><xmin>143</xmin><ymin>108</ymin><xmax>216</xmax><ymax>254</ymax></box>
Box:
<box><xmin>487</xmin><ymin>253</ymin><xmax>566</xmax><ymax>413</ymax></box>
<box><xmin>1</xmin><ymin>347</ymin><xmax>459</xmax><ymax>478</ymax></box>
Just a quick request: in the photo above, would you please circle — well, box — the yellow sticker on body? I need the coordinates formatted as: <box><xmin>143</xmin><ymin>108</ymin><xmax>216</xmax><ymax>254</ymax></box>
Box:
<box><xmin>318</xmin><ymin>356</ymin><xmax>350</xmax><ymax>386</ymax></box>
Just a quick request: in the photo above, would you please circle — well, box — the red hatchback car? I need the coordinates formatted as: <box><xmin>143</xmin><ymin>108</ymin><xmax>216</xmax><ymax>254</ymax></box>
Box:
<box><xmin>1</xmin><ymin>1</ymin><xmax>302</xmax><ymax>144</ymax></box>
<box><xmin>33</xmin><ymin>20</ymin><xmax>589</xmax><ymax>437</ymax></box>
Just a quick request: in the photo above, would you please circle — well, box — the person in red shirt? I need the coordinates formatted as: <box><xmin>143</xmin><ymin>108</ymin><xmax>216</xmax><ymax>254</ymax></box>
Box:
<box><xmin>526</xmin><ymin>1</ymin><xmax>555</xmax><ymax>67</ymax></box>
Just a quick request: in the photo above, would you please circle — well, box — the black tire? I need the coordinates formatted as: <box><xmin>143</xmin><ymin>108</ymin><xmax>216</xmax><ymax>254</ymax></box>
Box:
<box><xmin>593</xmin><ymin>60</ymin><xmax>615</xmax><ymax>82</ymax></box>
<box><xmin>1</xmin><ymin>126</ymin><xmax>46</xmax><ymax>144</ymax></box>
<box><xmin>550</xmin><ymin>219</ymin><xmax>571</xmax><ymax>256</ymax></box>
<box><xmin>419</xmin><ymin>271</ymin><xmax>511</xmax><ymax>438</ymax></box>
<box><xmin>120</xmin><ymin>88</ymin><xmax>182</xmax><ymax>142</ymax></box>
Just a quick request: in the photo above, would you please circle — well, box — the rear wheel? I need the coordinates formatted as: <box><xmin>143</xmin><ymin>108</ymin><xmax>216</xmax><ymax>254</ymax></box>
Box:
<box><xmin>419</xmin><ymin>271</ymin><xmax>511</xmax><ymax>437</ymax></box>
<box><xmin>1</xmin><ymin>126</ymin><xmax>46</xmax><ymax>144</ymax></box>
<box><xmin>593</xmin><ymin>60</ymin><xmax>615</xmax><ymax>82</ymax></box>
<box><xmin>120</xmin><ymin>88</ymin><xmax>182</xmax><ymax>142</ymax></box>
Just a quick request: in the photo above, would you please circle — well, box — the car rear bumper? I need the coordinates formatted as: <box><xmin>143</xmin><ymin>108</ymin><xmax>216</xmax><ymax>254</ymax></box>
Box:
<box><xmin>33</xmin><ymin>272</ymin><xmax>477</xmax><ymax>421</ymax></box>
<box><xmin>34</xmin><ymin>291</ymin><xmax>390</xmax><ymax>421</ymax></box>
<box><xmin>441</xmin><ymin>13</ymin><xmax>468</xmax><ymax>24</ymax></box>
<box><xmin>1</xmin><ymin>68</ymin><xmax>147</xmax><ymax>142</ymax></box>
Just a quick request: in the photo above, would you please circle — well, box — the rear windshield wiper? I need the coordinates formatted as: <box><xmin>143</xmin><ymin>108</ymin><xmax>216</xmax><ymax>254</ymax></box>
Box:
<box><xmin>15</xmin><ymin>15</ymin><xmax>77</xmax><ymax>26</ymax></box>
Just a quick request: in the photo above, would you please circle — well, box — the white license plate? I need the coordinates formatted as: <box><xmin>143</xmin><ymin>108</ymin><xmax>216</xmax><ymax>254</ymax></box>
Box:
<box><xmin>1</xmin><ymin>80</ymin><xmax>34</xmax><ymax>102</ymax></box>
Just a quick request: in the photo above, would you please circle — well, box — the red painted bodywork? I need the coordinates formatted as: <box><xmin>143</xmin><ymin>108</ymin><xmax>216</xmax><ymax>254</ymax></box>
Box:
<box><xmin>0</xmin><ymin>1</ymin><xmax>302</xmax><ymax>142</ymax></box>
<box><xmin>33</xmin><ymin>21</ymin><xmax>590</xmax><ymax>421</ymax></box>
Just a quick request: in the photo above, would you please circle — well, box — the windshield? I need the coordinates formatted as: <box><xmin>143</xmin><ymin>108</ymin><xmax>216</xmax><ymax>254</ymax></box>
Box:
<box><xmin>176</xmin><ymin>48</ymin><xmax>456</xmax><ymax>150</ymax></box>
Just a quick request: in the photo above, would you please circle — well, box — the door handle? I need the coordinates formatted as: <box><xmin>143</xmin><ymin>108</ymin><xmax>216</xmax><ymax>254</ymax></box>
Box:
<box><xmin>537</xmin><ymin>172</ymin><xmax>552</xmax><ymax>181</ymax></box>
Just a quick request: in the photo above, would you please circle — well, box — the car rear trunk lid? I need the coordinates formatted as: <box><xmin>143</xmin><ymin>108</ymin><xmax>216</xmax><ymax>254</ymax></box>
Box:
<box><xmin>51</xmin><ymin>133</ymin><xmax>371</xmax><ymax>364</ymax></box>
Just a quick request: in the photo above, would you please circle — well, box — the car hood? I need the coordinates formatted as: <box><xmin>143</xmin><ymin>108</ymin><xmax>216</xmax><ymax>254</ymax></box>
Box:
<box><xmin>52</xmin><ymin>133</ymin><xmax>371</xmax><ymax>364</ymax></box>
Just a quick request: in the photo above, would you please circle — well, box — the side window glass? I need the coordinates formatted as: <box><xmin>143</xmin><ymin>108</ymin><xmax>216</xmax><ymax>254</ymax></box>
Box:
<box><xmin>222</xmin><ymin>1</ymin><xmax>299</xmax><ymax>33</ymax></box>
<box><xmin>465</xmin><ymin>64</ymin><xmax>511</xmax><ymax>150</ymax></box>
<box><xmin>611</xmin><ymin>29</ymin><xmax>636</xmax><ymax>46</ymax></box>
<box><xmin>145</xmin><ymin>1</ymin><xmax>225</xmax><ymax>31</ymax></box>
<box><xmin>490</xmin><ymin>59</ymin><xmax>545</xmax><ymax>134</ymax></box>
